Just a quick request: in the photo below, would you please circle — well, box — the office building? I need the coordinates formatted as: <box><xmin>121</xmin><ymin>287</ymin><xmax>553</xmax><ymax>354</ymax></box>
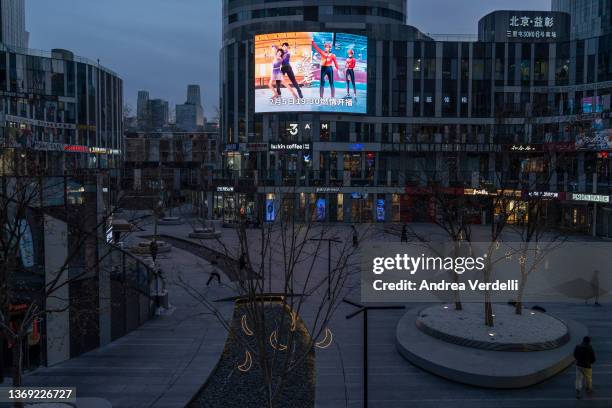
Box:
<box><xmin>218</xmin><ymin>1</ymin><xmax>612</xmax><ymax>237</ymax></box>
<box><xmin>187</xmin><ymin>84</ymin><xmax>202</xmax><ymax>105</ymax></box>
<box><xmin>0</xmin><ymin>41</ymin><xmax>158</xmax><ymax>374</ymax></box>
<box><xmin>176</xmin><ymin>85</ymin><xmax>205</xmax><ymax>132</ymax></box>
<box><xmin>0</xmin><ymin>0</ymin><xmax>28</xmax><ymax>48</ymax></box>
<box><xmin>148</xmin><ymin>98</ymin><xmax>169</xmax><ymax>130</ymax></box>
<box><xmin>137</xmin><ymin>90</ymin><xmax>150</xmax><ymax>129</ymax></box>
<box><xmin>552</xmin><ymin>0</ymin><xmax>612</xmax><ymax>39</ymax></box>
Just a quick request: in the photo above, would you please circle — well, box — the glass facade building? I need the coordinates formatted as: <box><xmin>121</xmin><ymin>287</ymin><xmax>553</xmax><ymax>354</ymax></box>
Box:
<box><xmin>219</xmin><ymin>1</ymin><xmax>612</xmax><ymax>237</ymax></box>
<box><xmin>552</xmin><ymin>0</ymin><xmax>612</xmax><ymax>40</ymax></box>
<box><xmin>0</xmin><ymin>46</ymin><xmax>123</xmax><ymax>176</ymax></box>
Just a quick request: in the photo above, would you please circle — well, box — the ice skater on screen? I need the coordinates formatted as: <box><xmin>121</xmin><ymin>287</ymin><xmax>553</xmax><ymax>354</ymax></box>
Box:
<box><xmin>269</xmin><ymin>46</ymin><xmax>298</xmax><ymax>100</ymax></box>
<box><xmin>344</xmin><ymin>49</ymin><xmax>357</xmax><ymax>100</ymax></box>
<box><xmin>312</xmin><ymin>40</ymin><xmax>340</xmax><ymax>98</ymax></box>
<box><xmin>281</xmin><ymin>42</ymin><xmax>303</xmax><ymax>99</ymax></box>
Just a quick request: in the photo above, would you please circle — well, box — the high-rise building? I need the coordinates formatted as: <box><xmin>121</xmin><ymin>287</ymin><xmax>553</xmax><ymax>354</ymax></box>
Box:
<box><xmin>137</xmin><ymin>90</ymin><xmax>150</xmax><ymax>128</ymax></box>
<box><xmin>176</xmin><ymin>84</ymin><xmax>205</xmax><ymax>132</ymax></box>
<box><xmin>186</xmin><ymin>84</ymin><xmax>202</xmax><ymax>106</ymax></box>
<box><xmin>216</xmin><ymin>0</ymin><xmax>612</xmax><ymax>238</ymax></box>
<box><xmin>551</xmin><ymin>0</ymin><xmax>612</xmax><ymax>39</ymax></box>
<box><xmin>148</xmin><ymin>98</ymin><xmax>169</xmax><ymax>129</ymax></box>
<box><xmin>0</xmin><ymin>0</ymin><xmax>28</xmax><ymax>48</ymax></box>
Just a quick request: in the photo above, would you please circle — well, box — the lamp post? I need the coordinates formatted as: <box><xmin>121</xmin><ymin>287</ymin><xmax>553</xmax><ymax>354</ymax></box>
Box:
<box><xmin>309</xmin><ymin>237</ymin><xmax>341</xmax><ymax>299</ymax></box>
<box><xmin>344</xmin><ymin>299</ymin><xmax>405</xmax><ymax>408</ymax></box>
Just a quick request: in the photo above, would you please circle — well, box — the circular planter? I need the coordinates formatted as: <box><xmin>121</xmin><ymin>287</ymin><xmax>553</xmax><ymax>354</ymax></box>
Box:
<box><xmin>416</xmin><ymin>303</ymin><xmax>569</xmax><ymax>351</ymax></box>
<box><xmin>396</xmin><ymin>304</ymin><xmax>588</xmax><ymax>388</ymax></box>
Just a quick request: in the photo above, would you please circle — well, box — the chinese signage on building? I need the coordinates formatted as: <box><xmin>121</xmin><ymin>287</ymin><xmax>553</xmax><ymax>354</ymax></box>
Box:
<box><xmin>507</xmin><ymin>15</ymin><xmax>557</xmax><ymax>39</ymax></box>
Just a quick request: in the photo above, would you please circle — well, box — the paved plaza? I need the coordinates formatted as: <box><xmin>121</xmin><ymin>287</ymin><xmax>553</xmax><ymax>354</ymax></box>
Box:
<box><xmin>23</xmin><ymin>217</ymin><xmax>612</xmax><ymax>407</ymax></box>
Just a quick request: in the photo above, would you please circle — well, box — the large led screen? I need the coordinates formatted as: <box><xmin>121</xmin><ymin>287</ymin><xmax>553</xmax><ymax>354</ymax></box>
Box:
<box><xmin>254</xmin><ymin>32</ymin><xmax>367</xmax><ymax>114</ymax></box>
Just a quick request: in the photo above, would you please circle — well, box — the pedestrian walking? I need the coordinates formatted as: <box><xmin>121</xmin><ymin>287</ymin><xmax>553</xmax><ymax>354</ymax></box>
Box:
<box><xmin>206</xmin><ymin>255</ymin><xmax>221</xmax><ymax>286</ymax></box>
<box><xmin>351</xmin><ymin>225</ymin><xmax>359</xmax><ymax>248</ymax></box>
<box><xmin>401</xmin><ymin>224</ymin><xmax>408</xmax><ymax>243</ymax></box>
<box><xmin>239</xmin><ymin>253</ymin><xmax>247</xmax><ymax>273</ymax></box>
<box><xmin>574</xmin><ymin>336</ymin><xmax>596</xmax><ymax>399</ymax></box>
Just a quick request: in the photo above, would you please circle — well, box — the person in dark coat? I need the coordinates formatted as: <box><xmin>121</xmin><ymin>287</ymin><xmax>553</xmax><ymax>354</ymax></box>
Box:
<box><xmin>206</xmin><ymin>255</ymin><xmax>221</xmax><ymax>286</ymax></box>
<box><xmin>351</xmin><ymin>225</ymin><xmax>359</xmax><ymax>248</ymax></box>
<box><xmin>574</xmin><ymin>336</ymin><xmax>596</xmax><ymax>399</ymax></box>
<box><xmin>401</xmin><ymin>224</ymin><xmax>408</xmax><ymax>243</ymax></box>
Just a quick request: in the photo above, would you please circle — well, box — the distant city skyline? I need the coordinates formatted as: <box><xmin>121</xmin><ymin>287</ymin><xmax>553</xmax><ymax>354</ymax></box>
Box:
<box><xmin>27</xmin><ymin>0</ymin><xmax>549</xmax><ymax>119</ymax></box>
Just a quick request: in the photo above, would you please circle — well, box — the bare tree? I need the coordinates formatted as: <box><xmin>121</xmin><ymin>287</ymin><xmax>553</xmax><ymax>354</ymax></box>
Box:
<box><xmin>0</xmin><ymin>153</ymin><xmax>143</xmax><ymax>406</ymax></box>
<box><xmin>177</xmin><ymin>189</ymin><xmax>366</xmax><ymax>408</ymax></box>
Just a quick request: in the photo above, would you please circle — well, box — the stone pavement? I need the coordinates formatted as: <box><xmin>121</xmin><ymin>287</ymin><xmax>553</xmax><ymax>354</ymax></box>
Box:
<box><xmin>137</xmin><ymin>218</ymin><xmax>612</xmax><ymax>408</ymax></box>
<box><xmin>27</xmin><ymin>214</ymin><xmax>610</xmax><ymax>408</ymax></box>
<box><xmin>24</xmin><ymin>245</ymin><xmax>234</xmax><ymax>408</ymax></box>
<box><xmin>315</xmin><ymin>296</ymin><xmax>612</xmax><ymax>408</ymax></box>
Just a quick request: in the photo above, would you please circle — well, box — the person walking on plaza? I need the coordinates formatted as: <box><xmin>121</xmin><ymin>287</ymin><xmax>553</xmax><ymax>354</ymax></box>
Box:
<box><xmin>351</xmin><ymin>225</ymin><xmax>359</xmax><ymax>248</ymax></box>
<box><xmin>206</xmin><ymin>255</ymin><xmax>222</xmax><ymax>286</ymax></box>
<box><xmin>574</xmin><ymin>336</ymin><xmax>596</xmax><ymax>399</ymax></box>
<box><xmin>401</xmin><ymin>224</ymin><xmax>408</xmax><ymax>243</ymax></box>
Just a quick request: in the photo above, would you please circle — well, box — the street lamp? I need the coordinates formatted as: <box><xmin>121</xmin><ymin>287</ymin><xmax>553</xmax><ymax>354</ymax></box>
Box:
<box><xmin>309</xmin><ymin>237</ymin><xmax>341</xmax><ymax>299</ymax></box>
<box><xmin>344</xmin><ymin>299</ymin><xmax>405</xmax><ymax>408</ymax></box>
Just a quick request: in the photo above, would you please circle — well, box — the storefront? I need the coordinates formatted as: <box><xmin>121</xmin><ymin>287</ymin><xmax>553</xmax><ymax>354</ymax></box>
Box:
<box><xmin>213</xmin><ymin>186</ymin><xmax>256</xmax><ymax>224</ymax></box>
<box><xmin>561</xmin><ymin>193</ymin><xmax>610</xmax><ymax>234</ymax></box>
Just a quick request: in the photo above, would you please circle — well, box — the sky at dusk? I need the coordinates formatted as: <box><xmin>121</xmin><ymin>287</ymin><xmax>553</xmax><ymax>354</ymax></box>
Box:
<box><xmin>28</xmin><ymin>0</ymin><xmax>550</xmax><ymax>119</ymax></box>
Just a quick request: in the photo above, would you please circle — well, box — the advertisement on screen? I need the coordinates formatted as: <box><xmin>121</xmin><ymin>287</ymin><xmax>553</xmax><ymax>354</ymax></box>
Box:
<box><xmin>254</xmin><ymin>32</ymin><xmax>368</xmax><ymax>114</ymax></box>
<box><xmin>376</xmin><ymin>199</ymin><xmax>385</xmax><ymax>222</ymax></box>
<box><xmin>316</xmin><ymin>198</ymin><xmax>327</xmax><ymax>221</ymax></box>
<box><xmin>265</xmin><ymin>199</ymin><xmax>276</xmax><ymax>222</ymax></box>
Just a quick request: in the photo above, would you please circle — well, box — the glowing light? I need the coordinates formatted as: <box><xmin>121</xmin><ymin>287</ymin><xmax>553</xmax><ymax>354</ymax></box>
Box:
<box><xmin>269</xmin><ymin>330</ymin><xmax>288</xmax><ymax>351</ymax></box>
<box><xmin>488</xmin><ymin>333</ymin><xmax>495</xmax><ymax>337</ymax></box>
<box><xmin>315</xmin><ymin>328</ymin><xmax>334</xmax><ymax>349</ymax></box>
<box><xmin>238</xmin><ymin>350</ymin><xmax>252</xmax><ymax>372</ymax></box>
<box><xmin>241</xmin><ymin>315</ymin><xmax>254</xmax><ymax>336</ymax></box>
<box><xmin>290</xmin><ymin>311</ymin><xmax>298</xmax><ymax>332</ymax></box>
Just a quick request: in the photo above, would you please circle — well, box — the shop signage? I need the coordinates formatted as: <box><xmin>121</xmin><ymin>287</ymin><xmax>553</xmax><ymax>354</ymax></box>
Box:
<box><xmin>6</xmin><ymin>114</ymin><xmax>76</xmax><ymax>130</ymax></box>
<box><xmin>316</xmin><ymin>187</ymin><xmax>340</xmax><ymax>194</ymax></box>
<box><xmin>508</xmin><ymin>144</ymin><xmax>538</xmax><ymax>152</ymax></box>
<box><xmin>528</xmin><ymin>191</ymin><xmax>559</xmax><ymax>199</ymax></box>
<box><xmin>269</xmin><ymin>142</ymin><xmax>311</xmax><ymax>151</ymax></box>
<box><xmin>32</xmin><ymin>141</ymin><xmax>120</xmax><ymax>155</ymax></box>
<box><xmin>216</xmin><ymin>186</ymin><xmax>235</xmax><ymax>193</ymax></box>
<box><xmin>464</xmin><ymin>188</ymin><xmax>495</xmax><ymax>196</ymax></box>
<box><xmin>224</xmin><ymin>143</ymin><xmax>239</xmax><ymax>152</ymax></box>
<box><xmin>571</xmin><ymin>193</ymin><xmax>610</xmax><ymax>203</ymax></box>
<box><xmin>507</xmin><ymin>15</ymin><xmax>557</xmax><ymax>40</ymax></box>
<box><xmin>246</xmin><ymin>142</ymin><xmax>268</xmax><ymax>152</ymax></box>
<box><xmin>287</xmin><ymin>124</ymin><xmax>299</xmax><ymax>136</ymax></box>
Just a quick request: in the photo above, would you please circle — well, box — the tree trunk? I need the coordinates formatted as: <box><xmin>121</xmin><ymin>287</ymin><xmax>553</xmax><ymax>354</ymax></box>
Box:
<box><xmin>484</xmin><ymin>300</ymin><xmax>494</xmax><ymax>327</ymax></box>
<box><xmin>515</xmin><ymin>271</ymin><xmax>527</xmax><ymax>315</ymax></box>
<box><xmin>484</xmin><ymin>256</ymin><xmax>494</xmax><ymax>327</ymax></box>
<box><xmin>12</xmin><ymin>338</ymin><xmax>23</xmax><ymax>408</ymax></box>
<box><xmin>453</xmin><ymin>242</ymin><xmax>462</xmax><ymax>311</ymax></box>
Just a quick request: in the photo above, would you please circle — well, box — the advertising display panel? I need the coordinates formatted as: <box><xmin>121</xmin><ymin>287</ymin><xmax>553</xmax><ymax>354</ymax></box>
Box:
<box><xmin>254</xmin><ymin>32</ymin><xmax>368</xmax><ymax>114</ymax></box>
